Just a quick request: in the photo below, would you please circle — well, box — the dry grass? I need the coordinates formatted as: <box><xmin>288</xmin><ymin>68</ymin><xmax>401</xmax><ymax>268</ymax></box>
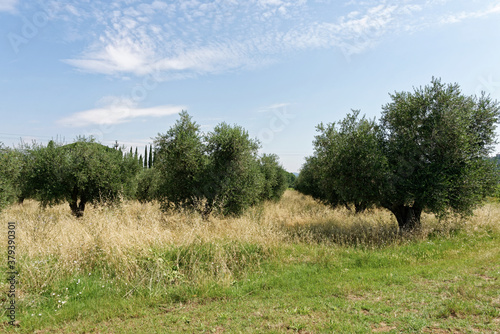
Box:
<box><xmin>1</xmin><ymin>190</ymin><xmax>499</xmax><ymax>297</ymax></box>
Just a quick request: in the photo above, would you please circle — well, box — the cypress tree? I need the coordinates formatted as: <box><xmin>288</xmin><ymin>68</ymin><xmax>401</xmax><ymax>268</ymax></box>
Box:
<box><xmin>149</xmin><ymin>144</ymin><xmax>153</xmax><ymax>169</ymax></box>
<box><xmin>144</xmin><ymin>145</ymin><xmax>148</xmax><ymax>168</ymax></box>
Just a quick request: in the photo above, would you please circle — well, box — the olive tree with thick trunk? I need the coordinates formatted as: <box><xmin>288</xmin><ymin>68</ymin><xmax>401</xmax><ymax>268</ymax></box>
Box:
<box><xmin>380</xmin><ymin>78</ymin><xmax>499</xmax><ymax>231</ymax></box>
<box><xmin>27</xmin><ymin>138</ymin><xmax>129</xmax><ymax>217</ymax></box>
<box><xmin>299</xmin><ymin>78</ymin><xmax>499</xmax><ymax>232</ymax></box>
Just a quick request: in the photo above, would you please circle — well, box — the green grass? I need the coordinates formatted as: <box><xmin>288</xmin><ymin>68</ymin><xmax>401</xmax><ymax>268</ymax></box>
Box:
<box><xmin>3</xmin><ymin>230</ymin><xmax>499</xmax><ymax>333</ymax></box>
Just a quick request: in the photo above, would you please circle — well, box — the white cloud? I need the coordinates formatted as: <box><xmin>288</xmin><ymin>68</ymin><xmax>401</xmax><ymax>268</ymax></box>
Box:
<box><xmin>258</xmin><ymin>103</ymin><xmax>291</xmax><ymax>112</ymax></box>
<box><xmin>0</xmin><ymin>0</ymin><xmax>19</xmax><ymax>12</ymax></box>
<box><xmin>53</xmin><ymin>0</ymin><xmax>500</xmax><ymax>79</ymax></box>
<box><xmin>63</xmin><ymin>2</ymin><xmax>406</xmax><ymax>77</ymax></box>
<box><xmin>58</xmin><ymin>98</ymin><xmax>185</xmax><ymax>127</ymax></box>
<box><xmin>439</xmin><ymin>3</ymin><xmax>500</xmax><ymax>24</ymax></box>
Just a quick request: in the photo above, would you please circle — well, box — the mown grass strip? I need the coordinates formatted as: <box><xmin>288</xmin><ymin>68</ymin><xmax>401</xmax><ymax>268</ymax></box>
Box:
<box><xmin>4</xmin><ymin>230</ymin><xmax>498</xmax><ymax>333</ymax></box>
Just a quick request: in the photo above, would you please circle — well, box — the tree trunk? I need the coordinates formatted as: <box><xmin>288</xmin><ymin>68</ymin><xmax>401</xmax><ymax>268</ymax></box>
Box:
<box><xmin>388</xmin><ymin>205</ymin><xmax>422</xmax><ymax>232</ymax></box>
<box><xmin>354</xmin><ymin>201</ymin><xmax>368</xmax><ymax>214</ymax></box>
<box><xmin>69</xmin><ymin>187</ymin><xmax>85</xmax><ymax>218</ymax></box>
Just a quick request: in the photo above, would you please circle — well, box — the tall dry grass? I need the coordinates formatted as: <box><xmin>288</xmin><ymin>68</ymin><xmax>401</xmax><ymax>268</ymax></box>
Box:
<box><xmin>0</xmin><ymin>190</ymin><xmax>499</xmax><ymax>300</ymax></box>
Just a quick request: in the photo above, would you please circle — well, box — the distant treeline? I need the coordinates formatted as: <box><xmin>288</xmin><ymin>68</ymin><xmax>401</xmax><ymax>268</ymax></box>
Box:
<box><xmin>0</xmin><ymin>112</ymin><xmax>296</xmax><ymax>218</ymax></box>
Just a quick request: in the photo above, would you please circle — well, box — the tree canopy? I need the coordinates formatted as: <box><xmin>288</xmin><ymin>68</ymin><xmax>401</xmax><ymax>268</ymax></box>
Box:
<box><xmin>154</xmin><ymin>111</ymin><xmax>288</xmax><ymax>218</ymax></box>
<box><xmin>23</xmin><ymin>138</ymin><xmax>138</xmax><ymax>217</ymax></box>
<box><xmin>298</xmin><ymin>78</ymin><xmax>500</xmax><ymax>231</ymax></box>
<box><xmin>0</xmin><ymin>143</ymin><xmax>22</xmax><ymax>212</ymax></box>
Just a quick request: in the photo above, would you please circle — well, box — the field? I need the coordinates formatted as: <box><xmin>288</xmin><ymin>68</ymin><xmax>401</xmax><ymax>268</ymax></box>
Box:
<box><xmin>1</xmin><ymin>190</ymin><xmax>499</xmax><ymax>333</ymax></box>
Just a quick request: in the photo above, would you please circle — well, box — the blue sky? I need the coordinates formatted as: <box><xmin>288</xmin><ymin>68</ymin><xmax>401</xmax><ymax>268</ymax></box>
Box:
<box><xmin>1</xmin><ymin>0</ymin><xmax>500</xmax><ymax>172</ymax></box>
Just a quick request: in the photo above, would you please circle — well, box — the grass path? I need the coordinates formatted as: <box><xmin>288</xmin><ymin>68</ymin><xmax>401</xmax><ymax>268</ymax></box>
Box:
<box><xmin>12</xmin><ymin>231</ymin><xmax>499</xmax><ymax>333</ymax></box>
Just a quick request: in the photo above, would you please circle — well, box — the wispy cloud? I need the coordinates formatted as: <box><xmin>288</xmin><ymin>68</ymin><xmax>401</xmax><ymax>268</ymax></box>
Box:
<box><xmin>258</xmin><ymin>103</ymin><xmax>291</xmax><ymax>113</ymax></box>
<box><xmin>439</xmin><ymin>2</ymin><xmax>500</xmax><ymax>24</ymax></box>
<box><xmin>58</xmin><ymin>97</ymin><xmax>185</xmax><ymax>127</ymax></box>
<box><xmin>48</xmin><ymin>0</ymin><xmax>500</xmax><ymax>79</ymax></box>
<box><xmin>0</xmin><ymin>0</ymin><xmax>19</xmax><ymax>12</ymax></box>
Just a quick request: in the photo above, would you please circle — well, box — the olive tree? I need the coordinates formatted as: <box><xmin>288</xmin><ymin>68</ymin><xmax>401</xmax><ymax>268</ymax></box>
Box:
<box><xmin>136</xmin><ymin>167</ymin><xmax>160</xmax><ymax>203</ymax></box>
<box><xmin>259</xmin><ymin>154</ymin><xmax>288</xmax><ymax>202</ymax></box>
<box><xmin>379</xmin><ymin>78</ymin><xmax>499</xmax><ymax>230</ymax></box>
<box><xmin>313</xmin><ymin>110</ymin><xmax>388</xmax><ymax>213</ymax></box>
<box><xmin>0</xmin><ymin>144</ymin><xmax>21</xmax><ymax>212</ymax></box>
<box><xmin>204</xmin><ymin>122</ymin><xmax>264</xmax><ymax>216</ymax></box>
<box><xmin>27</xmin><ymin>138</ymin><xmax>126</xmax><ymax>217</ymax></box>
<box><xmin>154</xmin><ymin>111</ymin><xmax>206</xmax><ymax>211</ymax></box>
<box><xmin>301</xmin><ymin>78</ymin><xmax>500</xmax><ymax>231</ymax></box>
<box><xmin>295</xmin><ymin>156</ymin><xmax>334</xmax><ymax>203</ymax></box>
<box><xmin>154</xmin><ymin>112</ymin><xmax>287</xmax><ymax>218</ymax></box>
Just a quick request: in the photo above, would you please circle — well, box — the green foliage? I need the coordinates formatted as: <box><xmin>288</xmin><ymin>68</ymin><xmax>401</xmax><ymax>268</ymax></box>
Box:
<box><xmin>299</xmin><ymin>78</ymin><xmax>500</xmax><ymax>231</ymax></box>
<box><xmin>136</xmin><ymin>167</ymin><xmax>160</xmax><ymax>203</ymax></box>
<box><xmin>149</xmin><ymin>144</ymin><xmax>153</xmax><ymax>169</ymax></box>
<box><xmin>0</xmin><ymin>143</ymin><xmax>22</xmax><ymax>211</ymax></box>
<box><xmin>120</xmin><ymin>147</ymin><xmax>142</xmax><ymax>200</ymax></box>
<box><xmin>15</xmin><ymin>142</ymin><xmax>39</xmax><ymax>203</ymax></box>
<box><xmin>58</xmin><ymin>138</ymin><xmax>125</xmax><ymax>216</ymax></box>
<box><xmin>295</xmin><ymin>156</ymin><xmax>330</xmax><ymax>203</ymax></box>
<box><xmin>25</xmin><ymin>140</ymin><xmax>67</xmax><ymax>207</ymax></box>
<box><xmin>204</xmin><ymin>122</ymin><xmax>264</xmax><ymax>216</ymax></box>
<box><xmin>154</xmin><ymin>112</ymin><xmax>286</xmax><ymax>217</ymax></box>
<box><xmin>154</xmin><ymin>111</ymin><xmax>206</xmax><ymax>211</ymax></box>
<box><xmin>380</xmin><ymin>78</ymin><xmax>499</xmax><ymax>229</ymax></box>
<box><xmin>488</xmin><ymin>155</ymin><xmax>500</xmax><ymax>199</ymax></box>
<box><xmin>23</xmin><ymin>138</ymin><xmax>136</xmax><ymax>217</ymax></box>
<box><xmin>259</xmin><ymin>154</ymin><xmax>288</xmax><ymax>202</ymax></box>
<box><xmin>314</xmin><ymin>110</ymin><xmax>387</xmax><ymax>212</ymax></box>
<box><xmin>286</xmin><ymin>171</ymin><xmax>297</xmax><ymax>189</ymax></box>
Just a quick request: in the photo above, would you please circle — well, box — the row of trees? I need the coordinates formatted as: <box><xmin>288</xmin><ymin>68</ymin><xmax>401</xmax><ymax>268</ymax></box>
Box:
<box><xmin>118</xmin><ymin>143</ymin><xmax>155</xmax><ymax>170</ymax></box>
<box><xmin>0</xmin><ymin>113</ymin><xmax>291</xmax><ymax>218</ymax></box>
<box><xmin>152</xmin><ymin>112</ymin><xmax>289</xmax><ymax>218</ymax></box>
<box><xmin>296</xmin><ymin>78</ymin><xmax>500</xmax><ymax>231</ymax></box>
<box><xmin>0</xmin><ymin>137</ymin><xmax>140</xmax><ymax>217</ymax></box>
